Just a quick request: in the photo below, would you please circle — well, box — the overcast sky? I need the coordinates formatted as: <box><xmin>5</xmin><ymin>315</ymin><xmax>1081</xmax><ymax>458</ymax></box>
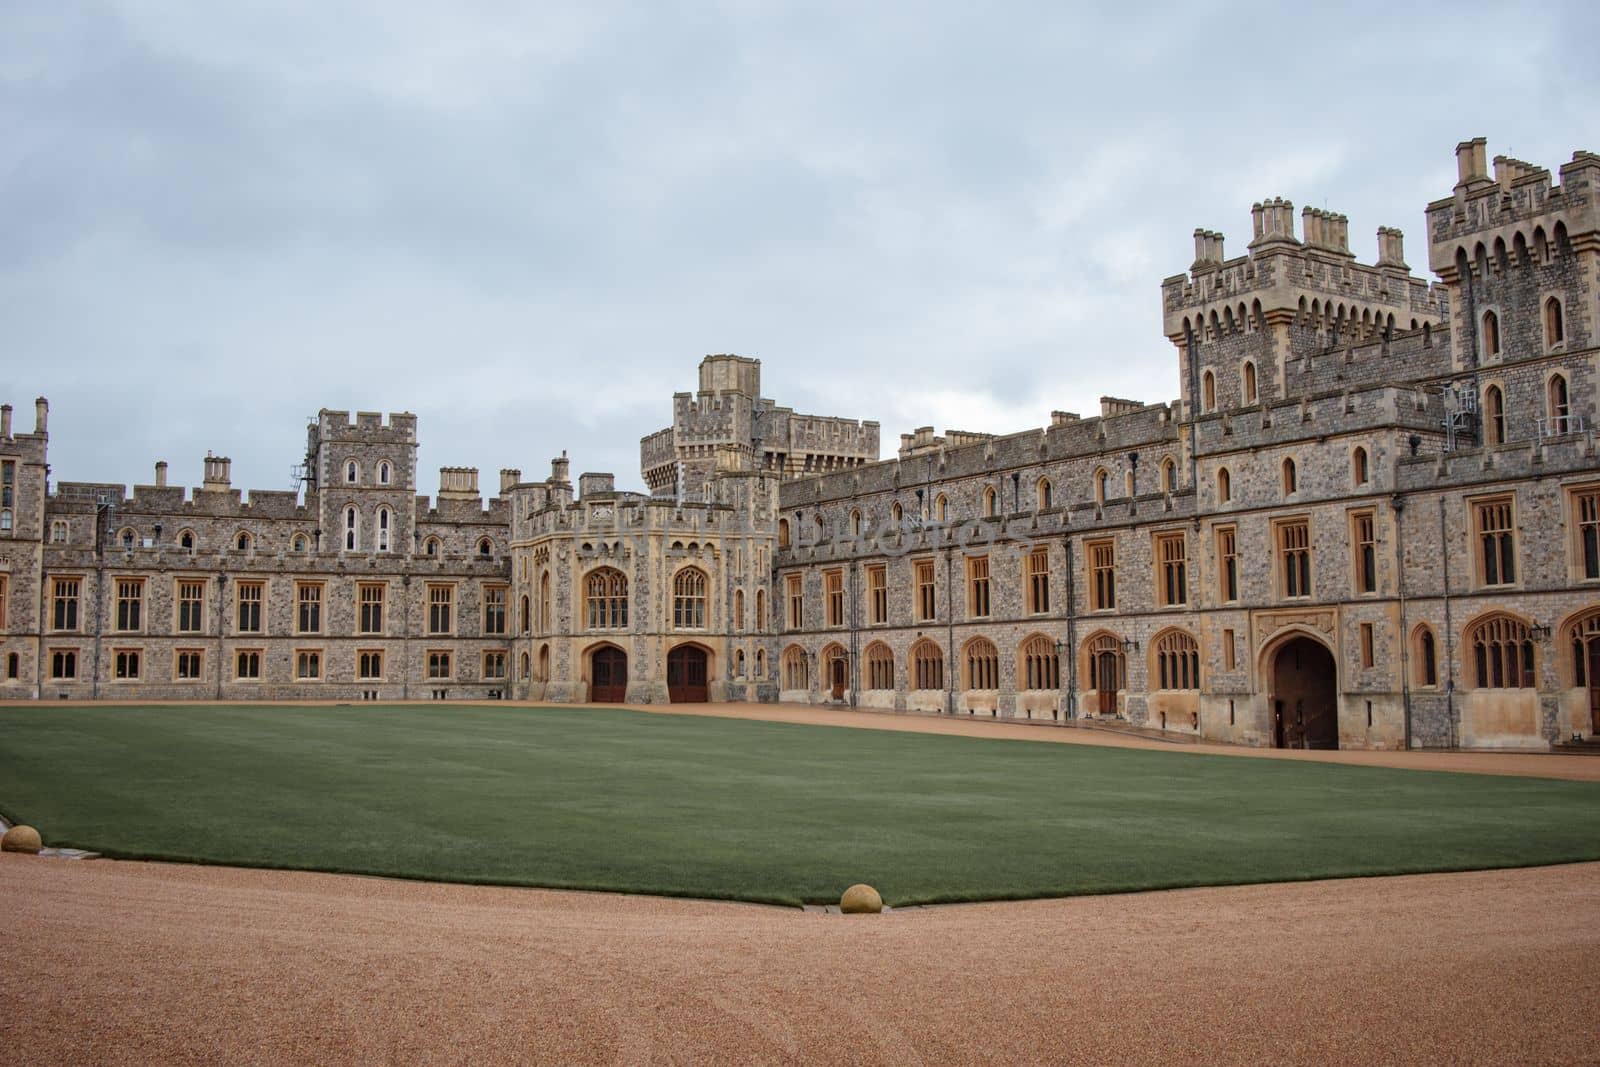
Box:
<box><xmin>4</xmin><ymin>2</ymin><xmax>1596</xmax><ymax>498</ymax></box>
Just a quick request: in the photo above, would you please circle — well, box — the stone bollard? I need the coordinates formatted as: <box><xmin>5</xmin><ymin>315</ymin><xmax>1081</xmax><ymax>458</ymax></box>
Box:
<box><xmin>1</xmin><ymin>825</ymin><xmax>43</xmax><ymax>854</ymax></box>
<box><xmin>839</xmin><ymin>883</ymin><xmax>883</xmax><ymax>914</ymax></box>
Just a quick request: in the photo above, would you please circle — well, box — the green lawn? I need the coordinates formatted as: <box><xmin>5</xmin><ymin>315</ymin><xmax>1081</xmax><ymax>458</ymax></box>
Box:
<box><xmin>1</xmin><ymin>703</ymin><xmax>1597</xmax><ymax>906</ymax></box>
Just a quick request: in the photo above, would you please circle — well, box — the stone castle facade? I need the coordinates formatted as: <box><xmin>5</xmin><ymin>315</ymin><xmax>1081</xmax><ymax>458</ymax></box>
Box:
<box><xmin>2</xmin><ymin>137</ymin><xmax>1597</xmax><ymax>750</ymax></box>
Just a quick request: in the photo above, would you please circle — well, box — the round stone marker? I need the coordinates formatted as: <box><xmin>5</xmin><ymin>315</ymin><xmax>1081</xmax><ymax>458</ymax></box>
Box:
<box><xmin>1</xmin><ymin>825</ymin><xmax>42</xmax><ymax>854</ymax></box>
<box><xmin>839</xmin><ymin>883</ymin><xmax>883</xmax><ymax>914</ymax></box>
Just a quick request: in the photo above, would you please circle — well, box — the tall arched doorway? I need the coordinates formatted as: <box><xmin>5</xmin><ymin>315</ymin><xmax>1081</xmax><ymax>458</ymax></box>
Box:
<box><xmin>1270</xmin><ymin>636</ymin><xmax>1338</xmax><ymax>749</ymax></box>
<box><xmin>667</xmin><ymin>645</ymin><xmax>709</xmax><ymax>703</ymax></box>
<box><xmin>590</xmin><ymin>645</ymin><xmax>628</xmax><ymax>703</ymax></box>
<box><xmin>821</xmin><ymin>644</ymin><xmax>848</xmax><ymax>701</ymax></box>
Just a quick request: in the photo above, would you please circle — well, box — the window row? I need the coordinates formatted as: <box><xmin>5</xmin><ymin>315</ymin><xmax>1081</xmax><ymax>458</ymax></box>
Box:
<box><xmin>44</xmin><ymin>579</ymin><xmax>509</xmax><ymax>637</ymax></box>
<box><xmin>103</xmin><ymin>524</ymin><xmax>496</xmax><ymax>558</ymax></box>
<box><xmin>45</xmin><ymin>647</ymin><xmax>508</xmax><ymax>683</ymax></box>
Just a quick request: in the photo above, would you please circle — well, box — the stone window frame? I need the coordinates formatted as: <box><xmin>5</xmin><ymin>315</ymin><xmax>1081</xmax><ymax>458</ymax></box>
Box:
<box><xmin>1153</xmin><ymin>530</ymin><xmax>1188</xmax><ymax>608</ymax></box>
<box><xmin>173</xmin><ymin>647</ymin><xmax>205</xmax><ymax>683</ymax></box>
<box><xmin>235</xmin><ymin>648</ymin><xmax>263</xmax><ymax>680</ymax></box>
<box><xmin>344</xmin><ymin>459</ymin><xmax>361</xmax><ymax>485</ymax></box>
<box><xmin>1281</xmin><ymin>455</ymin><xmax>1298</xmax><ymax>497</ymax></box>
<box><xmin>113</xmin><ymin>575</ymin><xmax>145</xmax><ymax>634</ymax></box>
<box><xmin>866</xmin><ymin>564</ymin><xmax>889</xmax><ymax>625</ymax></box>
<box><xmin>482</xmin><ymin>583</ymin><xmax>508</xmax><ymax>636</ymax></box>
<box><xmin>909</xmin><ymin>638</ymin><xmax>944</xmax><ymax>692</ymax></box>
<box><xmin>961</xmin><ymin>636</ymin><xmax>999</xmax><ymax>691</ymax></box>
<box><xmin>1149</xmin><ymin>628</ymin><xmax>1200</xmax><ymax>691</ymax></box>
<box><xmin>1410</xmin><ymin>624</ymin><xmax>1438</xmax><ymax>689</ymax></box>
<box><xmin>426</xmin><ymin>582</ymin><xmax>457</xmax><ymax>636</ymax></box>
<box><xmin>49</xmin><ymin>646</ymin><xmax>79</xmax><ymax>679</ymax></box>
<box><xmin>175</xmin><ymin>577</ymin><xmax>207</xmax><ymax>634</ymax></box>
<box><xmin>1036</xmin><ymin>477</ymin><xmax>1052</xmax><ymax>511</ymax></box>
<box><xmin>1351</xmin><ymin>444</ymin><xmax>1370</xmax><ymax>488</ymax></box>
<box><xmin>1359</xmin><ymin>622</ymin><xmax>1375</xmax><ymax>669</ymax></box>
<box><xmin>112</xmin><ymin>647</ymin><xmax>142</xmax><ymax>681</ymax></box>
<box><xmin>1272</xmin><ymin>516</ymin><xmax>1313</xmax><ymax>601</ymax></box>
<box><xmin>1086</xmin><ymin>538</ymin><xmax>1116</xmax><ymax>612</ymax></box>
<box><xmin>1541</xmin><ymin>293</ymin><xmax>1566</xmax><ymax>352</ymax></box>
<box><xmin>1202</xmin><ymin>369</ymin><xmax>1216</xmax><ymax>413</ymax></box>
<box><xmin>784</xmin><ymin>572</ymin><xmax>804</xmax><ymax>630</ymax></box>
<box><xmin>1018</xmin><ymin>634</ymin><xmax>1060</xmax><ymax>692</ymax></box>
<box><xmin>426</xmin><ymin>649</ymin><xmax>453</xmax><ymax>681</ymax></box>
<box><xmin>481</xmin><ymin>650</ymin><xmax>507</xmax><ymax>681</ymax></box>
<box><xmin>1025</xmin><ymin>546</ymin><xmax>1050</xmax><ymax>615</ymax></box>
<box><xmin>1349</xmin><ymin>508</ymin><xmax>1379</xmax><ymax>597</ymax></box>
<box><xmin>176</xmin><ymin>527</ymin><xmax>197</xmax><ymax>553</ymax></box>
<box><xmin>357</xmin><ymin>581</ymin><xmax>386</xmax><ymax>636</ymax></box>
<box><xmin>1468</xmin><ymin>493</ymin><xmax>1519</xmax><ymax>590</ymax></box>
<box><xmin>913</xmin><ymin>557</ymin><xmax>937</xmax><ymax>622</ymax></box>
<box><xmin>295</xmin><ymin>581</ymin><xmax>325</xmax><ymax>635</ymax></box>
<box><xmin>50</xmin><ymin>575</ymin><xmax>83</xmax><ymax>633</ymax></box>
<box><xmin>965</xmin><ymin>554</ymin><xmax>991</xmax><ymax>619</ymax></box>
<box><xmin>1160</xmin><ymin>457</ymin><xmax>1176</xmax><ymax>494</ymax></box>
<box><xmin>1215</xmin><ymin>525</ymin><xmax>1240</xmax><ymax>604</ymax></box>
<box><xmin>1564</xmin><ymin>481</ymin><xmax>1600</xmax><ymax>583</ymax></box>
<box><xmin>0</xmin><ymin>573</ymin><xmax>6</xmax><ymax>631</ymax></box>
<box><xmin>822</xmin><ymin>568</ymin><xmax>845</xmax><ymax>629</ymax></box>
<box><xmin>781</xmin><ymin>644</ymin><xmax>808</xmax><ymax>690</ymax></box>
<box><xmin>1545</xmin><ymin>369</ymin><xmax>1574</xmax><ymax>435</ymax></box>
<box><xmin>235</xmin><ymin>580</ymin><xmax>266</xmax><ymax>635</ymax></box>
<box><xmin>1479</xmin><ymin>306</ymin><xmax>1502</xmax><ymax>360</ymax></box>
<box><xmin>863</xmin><ymin>641</ymin><xmax>894</xmax><ymax>690</ymax></box>
<box><xmin>357</xmin><ymin>648</ymin><xmax>384</xmax><ymax>681</ymax></box>
<box><xmin>50</xmin><ymin>520</ymin><xmax>69</xmax><ymax>544</ymax></box>
<box><xmin>1216</xmin><ymin>466</ymin><xmax>1231</xmax><ymax>504</ymax></box>
<box><xmin>935</xmin><ymin>493</ymin><xmax>949</xmax><ymax>522</ymax></box>
<box><xmin>1463</xmin><ymin>611</ymin><xmax>1536</xmax><ymax>690</ymax></box>
<box><xmin>1240</xmin><ymin>359</ymin><xmax>1258</xmax><ymax>405</ymax></box>
<box><xmin>1481</xmin><ymin>379</ymin><xmax>1507</xmax><ymax>445</ymax></box>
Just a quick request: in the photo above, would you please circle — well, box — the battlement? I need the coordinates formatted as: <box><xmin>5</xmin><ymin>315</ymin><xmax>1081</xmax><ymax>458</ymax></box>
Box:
<box><xmin>437</xmin><ymin>467</ymin><xmax>479</xmax><ymax>501</ymax></box>
<box><xmin>314</xmin><ymin>408</ymin><xmax>419</xmax><ymax>439</ymax></box>
<box><xmin>1426</xmin><ymin>137</ymin><xmax>1600</xmax><ymax>280</ymax></box>
<box><xmin>1163</xmin><ymin>196</ymin><xmax>1441</xmax><ymax>344</ymax></box>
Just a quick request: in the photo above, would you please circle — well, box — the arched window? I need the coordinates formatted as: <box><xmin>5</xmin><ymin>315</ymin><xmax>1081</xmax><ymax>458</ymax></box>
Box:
<box><xmin>1282</xmin><ymin>457</ymin><xmax>1297</xmax><ymax>495</ymax></box>
<box><xmin>672</xmin><ymin>567</ymin><xmax>708</xmax><ymax>629</ymax></box>
<box><xmin>179</xmin><ymin>530</ymin><xmax>195</xmax><ymax>551</ymax></box>
<box><xmin>378</xmin><ymin>462</ymin><xmax>391</xmax><ymax>485</ymax></box>
<box><xmin>345</xmin><ymin>506</ymin><xmax>359</xmax><ymax>551</ymax></box>
<box><xmin>478</xmin><ymin>537</ymin><xmax>493</xmax><ymax>557</ymax></box>
<box><xmin>1467</xmin><ymin>614</ymin><xmax>1535</xmax><ymax>689</ymax></box>
<box><xmin>1037</xmin><ymin>478</ymin><xmax>1052</xmax><ymax>510</ymax></box>
<box><xmin>345</xmin><ymin>461</ymin><xmax>359</xmax><ymax>484</ymax></box>
<box><xmin>236</xmin><ymin>532</ymin><xmax>252</xmax><ymax>553</ymax></box>
<box><xmin>963</xmin><ymin>637</ymin><xmax>999</xmax><ymax>690</ymax></box>
<box><xmin>1152</xmin><ymin>630</ymin><xmax>1200</xmax><ymax>690</ymax></box>
<box><xmin>1019</xmin><ymin>635</ymin><xmax>1060</xmax><ymax>691</ymax></box>
<box><xmin>782</xmin><ymin>645</ymin><xmax>808</xmax><ymax>690</ymax></box>
<box><xmin>1482</xmin><ymin>310</ymin><xmax>1500</xmax><ymax>357</ymax></box>
<box><xmin>1544</xmin><ymin>297</ymin><xmax>1564</xmax><ymax>347</ymax></box>
<box><xmin>520</xmin><ymin>595</ymin><xmax>531</xmax><ymax>635</ymax></box>
<box><xmin>539</xmin><ymin>572</ymin><xmax>552</xmax><ymax>632</ymax></box>
<box><xmin>1217</xmin><ymin>467</ymin><xmax>1231</xmax><ymax>503</ymax></box>
<box><xmin>120</xmin><ymin>527</ymin><xmax>135</xmax><ymax>549</ymax></box>
<box><xmin>1352</xmin><ymin>447</ymin><xmax>1369</xmax><ymax>487</ymax></box>
<box><xmin>733</xmin><ymin>589</ymin><xmax>745</xmax><ymax>632</ymax></box>
<box><xmin>585</xmin><ymin>568</ymin><xmax>628</xmax><ymax>630</ymax></box>
<box><xmin>850</xmin><ymin>509</ymin><xmax>861</xmax><ymax>536</ymax></box>
<box><xmin>864</xmin><ymin>642</ymin><xmax>895</xmax><ymax>690</ymax></box>
<box><xmin>890</xmin><ymin>501</ymin><xmax>903</xmax><ymax>524</ymax></box>
<box><xmin>538</xmin><ymin>645</ymin><xmax>549</xmax><ymax>682</ymax></box>
<box><xmin>1160</xmin><ymin>458</ymin><xmax>1176</xmax><ymax>494</ymax></box>
<box><xmin>424</xmin><ymin>536</ymin><xmax>440</xmax><ymax>557</ymax></box>
<box><xmin>910</xmin><ymin>639</ymin><xmax>944</xmax><ymax>691</ymax></box>
<box><xmin>1202</xmin><ymin>370</ymin><xmax>1216</xmax><ymax>412</ymax></box>
<box><xmin>1549</xmin><ymin>373</ymin><xmax>1571</xmax><ymax>434</ymax></box>
<box><xmin>777</xmin><ymin>518</ymin><xmax>790</xmax><ymax>549</ymax></box>
<box><xmin>982</xmin><ymin>487</ymin><xmax>997</xmax><ymax>518</ymax></box>
<box><xmin>1413</xmin><ymin>625</ymin><xmax>1438</xmax><ymax>687</ymax></box>
<box><xmin>754</xmin><ymin>588</ymin><xmax>767</xmax><ymax>633</ymax></box>
<box><xmin>735</xmin><ymin>649</ymin><xmax>746</xmax><ymax>677</ymax></box>
<box><xmin>1094</xmin><ymin>468</ymin><xmax>1108</xmax><ymax>505</ymax></box>
<box><xmin>1484</xmin><ymin>385</ymin><xmax>1505</xmax><ymax>445</ymax></box>
<box><xmin>935</xmin><ymin>494</ymin><xmax>948</xmax><ymax>522</ymax></box>
<box><xmin>754</xmin><ymin>647</ymin><xmax>766</xmax><ymax>678</ymax></box>
<box><xmin>1242</xmin><ymin>361</ymin><xmax>1257</xmax><ymax>404</ymax></box>
<box><xmin>1566</xmin><ymin>610</ymin><xmax>1600</xmax><ymax>687</ymax></box>
<box><xmin>376</xmin><ymin>508</ymin><xmax>391</xmax><ymax>552</ymax></box>
<box><xmin>520</xmin><ymin>651</ymin><xmax>531</xmax><ymax>681</ymax></box>
<box><xmin>291</xmin><ymin>534</ymin><xmax>307</xmax><ymax>553</ymax></box>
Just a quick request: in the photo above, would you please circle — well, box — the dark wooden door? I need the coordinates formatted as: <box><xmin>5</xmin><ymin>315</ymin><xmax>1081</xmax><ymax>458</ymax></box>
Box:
<box><xmin>1588</xmin><ymin>641</ymin><xmax>1600</xmax><ymax>735</ymax></box>
<box><xmin>831</xmin><ymin>657</ymin><xmax>846</xmax><ymax>700</ymax></box>
<box><xmin>1096</xmin><ymin>652</ymin><xmax>1119</xmax><ymax>715</ymax></box>
<box><xmin>667</xmin><ymin>646</ymin><xmax>709</xmax><ymax>703</ymax></box>
<box><xmin>590</xmin><ymin>647</ymin><xmax>628</xmax><ymax>703</ymax></box>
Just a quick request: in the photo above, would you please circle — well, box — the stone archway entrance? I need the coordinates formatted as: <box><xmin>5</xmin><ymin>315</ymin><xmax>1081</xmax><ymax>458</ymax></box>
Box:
<box><xmin>1270</xmin><ymin>636</ymin><xmax>1338</xmax><ymax>749</ymax></box>
<box><xmin>590</xmin><ymin>646</ymin><xmax>628</xmax><ymax>704</ymax></box>
<box><xmin>666</xmin><ymin>645</ymin><xmax>709</xmax><ymax>703</ymax></box>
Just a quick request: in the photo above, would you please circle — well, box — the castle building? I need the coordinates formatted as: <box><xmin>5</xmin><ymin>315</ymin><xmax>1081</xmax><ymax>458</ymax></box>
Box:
<box><xmin>2</xmin><ymin>138</ymin><xmax>1597</xmax><ymax>750</ymax></box>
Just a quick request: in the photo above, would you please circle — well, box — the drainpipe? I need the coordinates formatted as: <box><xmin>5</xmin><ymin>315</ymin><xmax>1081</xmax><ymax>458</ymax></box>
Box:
<box><xmin>1438</xmin><ymin>496</ymin><xmax>1457</xmax><ymax>749</ymax></box>
<box><xmin>215</xmin><ymin>573</ymin><xmax>227</xmax><ymax>701</ymax></box>
<box><xmin>1064</xmin><ymin>530</ymin><xmax>1077</xmax><ymax>721</ymax></box>
<box><xmin>848</xmin><ymin>559</ymin><xmax>859</xmax><ymax>708</ymax></box>
<box><xmin>945</xmin><ymin>544</ymin><xmax>955</xmax><ymax>716</ymax></box>
<box><xmin>401</xmin><ymin>574</ymin><xmax>411</xmax><ymax>700</ymax></box>
<box><xmin>1393</xmin><ymin>494</ymin><xmax>1412</xmax><ymax>750</ymax></box>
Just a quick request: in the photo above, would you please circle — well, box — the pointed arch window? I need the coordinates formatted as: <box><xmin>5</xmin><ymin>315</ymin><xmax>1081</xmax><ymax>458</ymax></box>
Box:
<box><xmin>1544</xmin><ymin>297</ymin><xmax>1564</xmax><ymax>347</ymax></box>
<box><xmin>1549</xmin><ymin>373</ymin><xmax>1571</xmax><ymax>435</ymax></box>
<box><xmin>910</xmin><ymin>639</ymin><xmax>944</xmax><ymax>691</ymax></box>
<box><xmin>782</xmin><ymin>645</ymin><xmax>808</xmax><ymax>690</ymax></box>
<box><xmin>1217</xmin><ymin>467</ymin><xmax>1231</xmax><ymax>503</ymax></box>
<box><xmin>379</xmin><ymin>462</ymin><xmax>391</xmax><ymax>485</ymax></box>
<box><xmin>864</xmin><ymin>642</ymin><xmax>895</xmax><ymax>690</ymax></box>
<box><xmin>982</xmin><ymin>486</ymin><xmax>997</xmax><ymax>518</ymax></box>
<box><xmin>1242</xmin><ymin>361</ymin><xmax>1257</xmax><ymax>404</ymax></box>
<box><xmin>936</xmin><ymin>494</ymin><xmax>949</xmax><ymax>522</ymax></box>
<box><xmin>1160</xmin><ymin>458</ymin><xmax>1176</xmax><ymax>494</ymax></box>
<box><xmin>963</xmin><ymin>637</ymin><xmax>999</xmax><ymax>690</ymax></box>
<box><xmin>1481</xmin><ymin>310</ymin><xmax>1500</xmax><ymax>357</ymax></box>
<box><xmin>1483</xmin><ymin>385</ymin><xmax>1505</xmax><ymax>445</ymax></box>
<box><xmin>345</xmin><ymin>506</ymin><xmax>359</xmax><ymax>551</ymax></box>
<box><xmin>672</xmin><ymin>567</ymin><xmax>708</xmax><ymax>630</ymax></box>
<box><xmin>1413</xmin><ymin>626</ymin><xmax>1438</xmax><ymax>687</ymax></box>
<box><xmin>1467</xmin><ymin>614</ymin><xmax>1535</xmax><ymax>689</ymax></box>
<box><xmin>346</xmin><ymin>461</ymin><xmax>359</xmax><ymax>484</ymax></box>
<box><xmin>1202</xmin><ymin>370</ymin><xmax>1216</xmax><ymax>412</ymax></box>
<box><xmin>1352</xmin><ymin>447</ymin><xmax>1369</xmax><ymax>487</ymax></box>
<box><xmin>1152</xmin><ymin>630</ymin><xmax>1200</xmax><ymax>690</ymax></box>
<box><xmin>1036</xmin><ymin>478</ymin><xmax>1052</xmax><ymax>510</ymax></box>
<box><xmin>585</xmin><ymin>568</ymin><xmax>628</xmax><ymax>630</ymax></box>
<box><xmin>1019</xmin><ymin>635</ymin><xmax>1060</xmax><ymax>691</ymax></box>
<box><xmin>376</xmin><ymin>508</ymin><xmax>391</xmax><ymax>552</ymax></box>
<box><xmin>1282</xmin><ymin>457</ymin><xmax>1297</xmax><ymax>495</ymax></box>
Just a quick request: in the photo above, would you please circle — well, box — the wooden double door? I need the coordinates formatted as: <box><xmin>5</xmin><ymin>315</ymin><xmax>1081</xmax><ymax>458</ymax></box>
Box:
<box><xmin>667</xmin><ymin>646</ymin><xmax>709</xmax><ymax>704</ymax></box>
<box><xmin>590</xmin><ymin>647</ymin><xmax>628</xmax><ymax>703</ymax></box>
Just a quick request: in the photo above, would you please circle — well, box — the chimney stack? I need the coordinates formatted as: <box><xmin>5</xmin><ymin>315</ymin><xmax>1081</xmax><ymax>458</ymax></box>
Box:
<box><xmin>1</xmin><ymin>404</ymin><xmax>11</xmax><ymax>438</ymax></box>
<box><xmin>34</xmin><ymin>397</ymin><xmax>48</xmax><ymax>435</ymax></box>
<box><xmin>499</xmin><ymin>468</ymin><xmax>522</xmax><ymax>495</ymax></box>
<box><xmin>202</xmin><ymin>452</ymin><xmax>232</xmax><ymax>492</ymax></box>
<box><xmin>1456</xmin><ymin>137</ymin><xmax>1489</xmax><ymax>185</ymax></box>
<box><xmin>551</xmin><ymin>451</ymin><xmax>570</xmax><ymax>484</ymax></box>
<box><xmin>155</xmin><ymin>461</ymin><xmax>168</xmax><ymax>488</ymax></box>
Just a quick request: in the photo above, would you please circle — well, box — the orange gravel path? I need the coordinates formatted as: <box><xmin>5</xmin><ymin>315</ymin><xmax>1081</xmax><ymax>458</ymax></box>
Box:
<box><xmin>3</xmin><ymin>854</ymin><xmax>1597</xmax><ymax>1065</ymax></box>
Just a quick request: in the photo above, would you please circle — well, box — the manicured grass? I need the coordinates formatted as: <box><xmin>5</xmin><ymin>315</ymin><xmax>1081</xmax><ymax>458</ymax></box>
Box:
<box><xmin>1</xmin><ymin>703</ymin><xmax>1597</xmax><ymax>907</ymax></box>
